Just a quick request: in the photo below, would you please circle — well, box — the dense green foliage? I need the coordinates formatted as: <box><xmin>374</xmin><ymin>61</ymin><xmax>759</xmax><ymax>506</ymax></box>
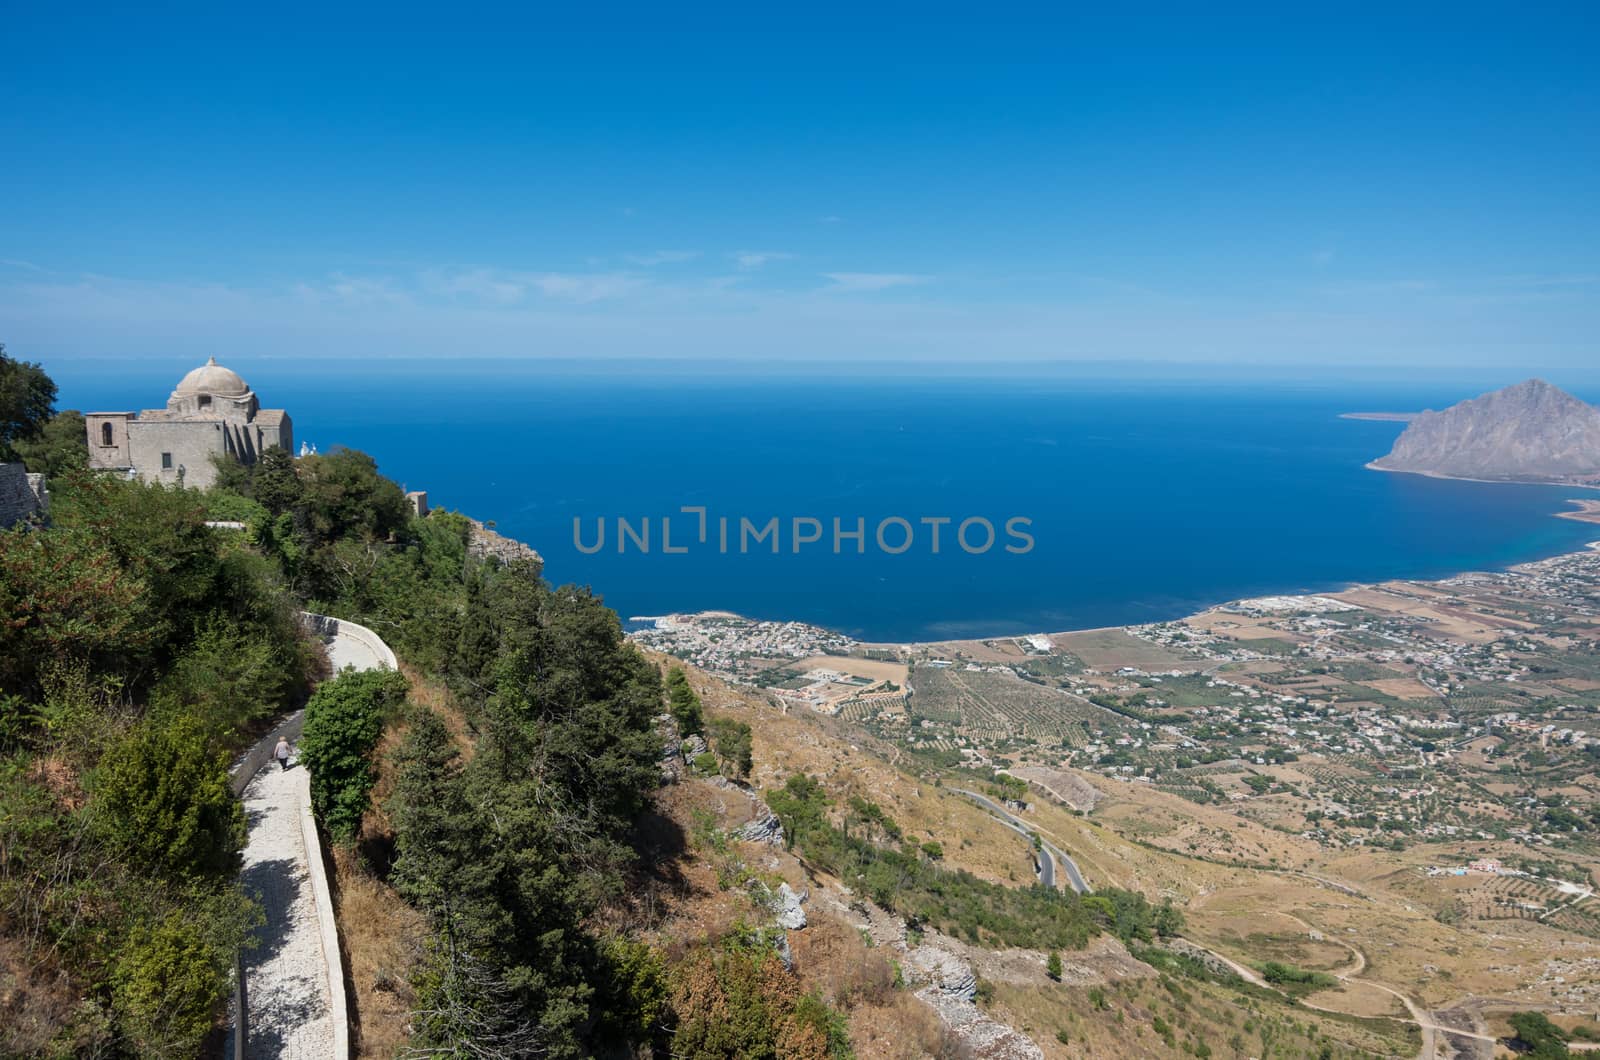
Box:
<box><xmin>93</xmin><ymin>713</ymin><xmax>245</xmax><ymax>879</ymax></box>
<box><xmin>0</xmin><ymin>454</ymin><xmax>301</xmax><ymax>1052</ymax></box>
<box><xmin>13</xmin><ymin>408</ymin><xmax>87</xmax><ymax>477</ymax></box>
<box><xmin>2</xmin><ymin>471</ymin><xmax>313</xmax><ymax>713</ymax></box>
<box><xmin>109</xmin><ymin>912</ymin><xmax>237</xmax><ymax>1056</ymax></box>
<box><xmin>0</xmin><ymin>343</ymin><xmax>57</xmax><ymax>462</ymax></box>
<box><xmin>1509</xmin><ymin>1011</ymin><xmax>1571</xmax><ymax>1059</ymax></box>
<box><xmin>384</xmin><ymin>563</ymin><xmax>665</xmax><ymax>1058</ymax></box>
<box><xmin>667</xmin><ymin>665</ymin><xmax>705</xmax><ymax>735</ymax></box>
<box><xmin>298</xmin><ymin>667</ymin><xmax>407</xmax><ymax>841</ymax></box>
<box><xmin>1253</xmin><ymin>960</ymin><xmax>1337</xmax><ymax>997</ymax></box>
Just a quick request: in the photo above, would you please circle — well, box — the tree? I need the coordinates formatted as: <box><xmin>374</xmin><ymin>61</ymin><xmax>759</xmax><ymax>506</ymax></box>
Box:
<box><xmin>296</xmin><ymin>448</ymin><xmax>409</xmax><ymax>543</ymax></box>
<box><xmin>666</xmin><ymin>666</ymin><xmax>704</xmax><ymax>736</ymax></box>
<box><xmin>708</xmin><ymin>716</ymin><xmax>753</xmax><ymax>780</ymax></box>
<box><xmin>12</xmin><ymin>409</ymin><xmax>87</xmax><ymax>477</ymax></box>
<box><xmin>1046</xmin><ymin>951</ymin><xmax>1063</xmax><ymax>981</ymax></box>
<box><xmin>0</xmin><ymin>343</ymin><xmax>57</xmax><ymax>461</ymax></box>
<box><xmin>1508</xmin><ymin>1011</ymin><xmax>1571</xmax><ymax>1059</ymax></box>
<box><xmin>252</xmin><ymin>444</ymin><xmax>302</xmax><ymax>515</ymax></box>
<box><xmin>1153</xmin><ymin>898</ymin><xmax>1184</xmax><ymax>938</ymax></box>
<box><xmin>299</xmin><ymin>668</ymin><xmax>408</xmax><ymax>842</ymax></box>
<box><xmin>50</xmin><ymin>471</ymin><xmax>223</xmax><ymax>676</ymax></box>
<box><xmin>595</xmin><ymin>937</ymin><xmax>670</xmax><ymax>1050</ymax></box>
<box><xmin>94</xmin><ymin>715</ymin><xmax>244</xmax><ymax>879</ymax></box>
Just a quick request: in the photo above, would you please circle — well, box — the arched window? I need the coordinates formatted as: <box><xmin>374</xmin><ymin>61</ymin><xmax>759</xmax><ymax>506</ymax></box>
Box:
<box><xmin>198</xmin><ymin>394</ymin><xmax>212</xmax><ymax>408</ymax></box>
<box><xmin>100</xmin><ymin>422</ymin><xmax>114</xmax><ymax>446</ymax></box>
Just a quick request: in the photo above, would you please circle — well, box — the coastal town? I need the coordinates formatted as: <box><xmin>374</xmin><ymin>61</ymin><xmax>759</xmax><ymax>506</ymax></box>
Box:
<box><xmin>634</xmin><ymin>524</ymin><xmax>1600</xmax><ymax>938</ymax></box>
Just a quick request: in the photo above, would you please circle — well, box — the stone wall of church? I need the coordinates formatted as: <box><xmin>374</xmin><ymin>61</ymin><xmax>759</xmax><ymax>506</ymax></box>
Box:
<box><xmin>85</xmin><ymin>412</ymin><xmax>134</xmax><ymax>470</ymax></box>
<box><xmin>128</xmin><ymin>420</ymin><xmax>229</xmax><ymax>489</ymax></box>
<box><xmin>258</xmin><ymin>416</ymin><xmax>293</xmax><ymax>456</ymax></box>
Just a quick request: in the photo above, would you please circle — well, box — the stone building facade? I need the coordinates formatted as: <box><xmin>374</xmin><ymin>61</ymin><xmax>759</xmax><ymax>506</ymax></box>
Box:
<box><xmin>86</xmin><ymin>358</ymin><xmax>292</xmax><ymax>489</ymax></box>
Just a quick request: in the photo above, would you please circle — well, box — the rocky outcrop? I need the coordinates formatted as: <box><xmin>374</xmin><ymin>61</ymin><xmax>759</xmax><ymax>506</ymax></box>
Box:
<box><xmin>655</xmin><ymin>714</ymin><xmax>684</xmax><ymax>781</ymax></box>
<box><xmin>774</xmin><ymin>883</ymin><xmax>808</xmax><ymax>929</ymax></box>
<box><xmin>733</xmin><ymin>811</ymin><xmax>785</xmax><ymax>846</ymax></box>
<box><xmin>901</xmin><ymin>946</ymin><xmax>1043</xmax><ymax>1060</ymax></box>
<box><xmin>466</xmin><ymin>517</ymin><xmax>544</xmax><ymax>567</ymax></box>
<box><xmin>1371</xmin><ymin>379</ymin><xmax>1600</xmax><ymax>484</ymax></box>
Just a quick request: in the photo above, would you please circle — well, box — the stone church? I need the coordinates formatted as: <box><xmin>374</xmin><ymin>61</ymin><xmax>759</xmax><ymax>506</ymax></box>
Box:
<box><xmin>86</xmin><ymin>358</ymin><xmax>293</xmax><ymax>489</ymax></box>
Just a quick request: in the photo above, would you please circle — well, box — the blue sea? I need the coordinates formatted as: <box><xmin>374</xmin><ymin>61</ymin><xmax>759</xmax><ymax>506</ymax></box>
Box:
<box><xmin>53</xmin><ymin>360</ymin><xmax>1600</xmax><ymax>643</ymax></box>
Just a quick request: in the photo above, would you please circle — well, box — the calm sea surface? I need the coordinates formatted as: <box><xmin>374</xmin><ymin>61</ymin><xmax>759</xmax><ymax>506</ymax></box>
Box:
<box><xmin>54</xmin><ymin>360</ymin><xmax>1600</xmax><ymax>642</ymax></box>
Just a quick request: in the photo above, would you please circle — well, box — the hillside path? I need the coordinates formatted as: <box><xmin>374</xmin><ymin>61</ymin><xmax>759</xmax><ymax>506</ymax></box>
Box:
<box><xmin>229</xmin><ymin>762</ymin><xmax>332</xmax><ymax>1059</ymax></box>
<box><xmin>227</xmin><ymin>613</ymin><xmax>394</xmax><ymax>1059</ymax></box>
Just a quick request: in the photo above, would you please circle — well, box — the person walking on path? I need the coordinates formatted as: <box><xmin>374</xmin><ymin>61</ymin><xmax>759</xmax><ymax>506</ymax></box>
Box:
<box><xmin>274</xmin><ymin>736</ymin><xmax>292</xmax><ymax>770</ymax></box>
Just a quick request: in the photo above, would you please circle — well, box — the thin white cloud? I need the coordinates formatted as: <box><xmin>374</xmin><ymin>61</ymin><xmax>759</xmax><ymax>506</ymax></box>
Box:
<box><xmin>624</xmin><ymin>250</ymin><xmax>700</xmax><ymax>266</ymax></box>
<box><xmin>318</xmin><ymin>273</ymin><xmax>409</xmax><ymax>305</ymax></box>
<box><xmin>732</xmin><ymin>250</ymin><xmax>794</xmax><ymax>271</ymax></box>
<box><xmin>422</xmin><ymin>267</ymin><xmax>644</xmax><ymax>304</ymax></box>
<box><xmin>822</xmin><ymin>272</ymin><xmax>931</xmax><ymax>293</ymax></box>
<box><xmin>1486</xmin><ymin>274</ymin><xmax>1600</xmax><ymax>290</ymax></box>
<box><xmin>529</xmin><ymin>272</ymin><xmax>643</xmax><ymax>303</ymax></box>
<box><xmin>424</xmin><ymin>268</ymin><xmax>528</xmax><ymax>304</ymax></box>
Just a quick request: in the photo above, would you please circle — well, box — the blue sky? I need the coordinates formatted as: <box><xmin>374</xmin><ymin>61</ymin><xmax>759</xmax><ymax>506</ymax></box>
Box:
<box><xmin>3</xmin><ymin>3</ymin><xmax>1598</xmax><ymax>375</ymax></box>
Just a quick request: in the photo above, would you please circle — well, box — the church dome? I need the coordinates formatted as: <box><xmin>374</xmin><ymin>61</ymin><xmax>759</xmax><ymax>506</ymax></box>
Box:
<box><xmin>175</xmin><ymin>357</ymin><xmax>250</xmax><ymax>397</ymax></box>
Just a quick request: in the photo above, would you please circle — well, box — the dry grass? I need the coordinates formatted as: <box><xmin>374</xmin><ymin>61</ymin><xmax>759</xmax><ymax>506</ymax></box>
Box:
<box><xmin>331</xmin><ymin>845</ymin><xmax>424</xmax><ymax>1059</ymax></box>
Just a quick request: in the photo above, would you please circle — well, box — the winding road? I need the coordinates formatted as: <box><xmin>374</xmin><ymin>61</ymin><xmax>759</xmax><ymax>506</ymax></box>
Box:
<box><xmin>951</xmin><ymin>788</ymin><xmax>1090</xmax><ymax>893</ymax></box>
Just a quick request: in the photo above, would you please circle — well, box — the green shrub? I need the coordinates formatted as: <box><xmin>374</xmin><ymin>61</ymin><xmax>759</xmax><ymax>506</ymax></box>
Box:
<box><xmin>299</xmin><ymin>668</ymin><xmax>408</xmax><ymax>841</ymax></box>
<box><xmin>596</xmin><ymin>937</ymin><xmax>670</xmax><ymax>1049</ymax></box>
<box><xmin>1254</xmin><ymin>961</ymin><xmax>1337</xmax><ymax>997</ymax></box>
<box><xmin>111</xmin><ymin>913</ymin><xmax>232</xmax><ymax>1057</ymax></box>
<box><xmin>201</xmin><ymin>489</ymin><xmax>268</xmax><ymax>524</ymax></box>
<box><xmin>94</xmin><ymin>715</ymin><xmax>243</xmax><ymax>879</ymax></box>
<box><xmin>670</xmin><ymin>946</ymin><xmax>846</xmax><ymax>1059</ymax></box>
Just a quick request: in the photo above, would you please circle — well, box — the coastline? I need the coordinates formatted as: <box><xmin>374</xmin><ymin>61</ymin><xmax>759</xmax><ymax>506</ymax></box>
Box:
<box><xmin>1339</xmin><ymin>411</ymin><xmax>1420</xmax><ymax>422</ymax></box>
<box><xmin>886</xmin><ymin>522</ymin><xmax>1600</xmax><ymax>650</ymax></box>
<box><xmin>1555</xmin><ymin>498</ymin><xmax>1600</xmax><ymax>525</ymax></box>
<box><xmin>1363</xmin><ymin>460</ymin><xmax>1600</xmax><ymax>490</ymax></box>
<box><xmin>639</xmin><ymin>497</ymin><xmax>1600</xmax><ymax>651</ymax></box>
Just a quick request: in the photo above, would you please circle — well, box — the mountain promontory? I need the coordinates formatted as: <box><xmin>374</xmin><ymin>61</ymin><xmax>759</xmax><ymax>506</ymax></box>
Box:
<box><xmin>1370</xmin><ymin>378</ymin><xmax>1600</xmax><ymax>484</ymax></box>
